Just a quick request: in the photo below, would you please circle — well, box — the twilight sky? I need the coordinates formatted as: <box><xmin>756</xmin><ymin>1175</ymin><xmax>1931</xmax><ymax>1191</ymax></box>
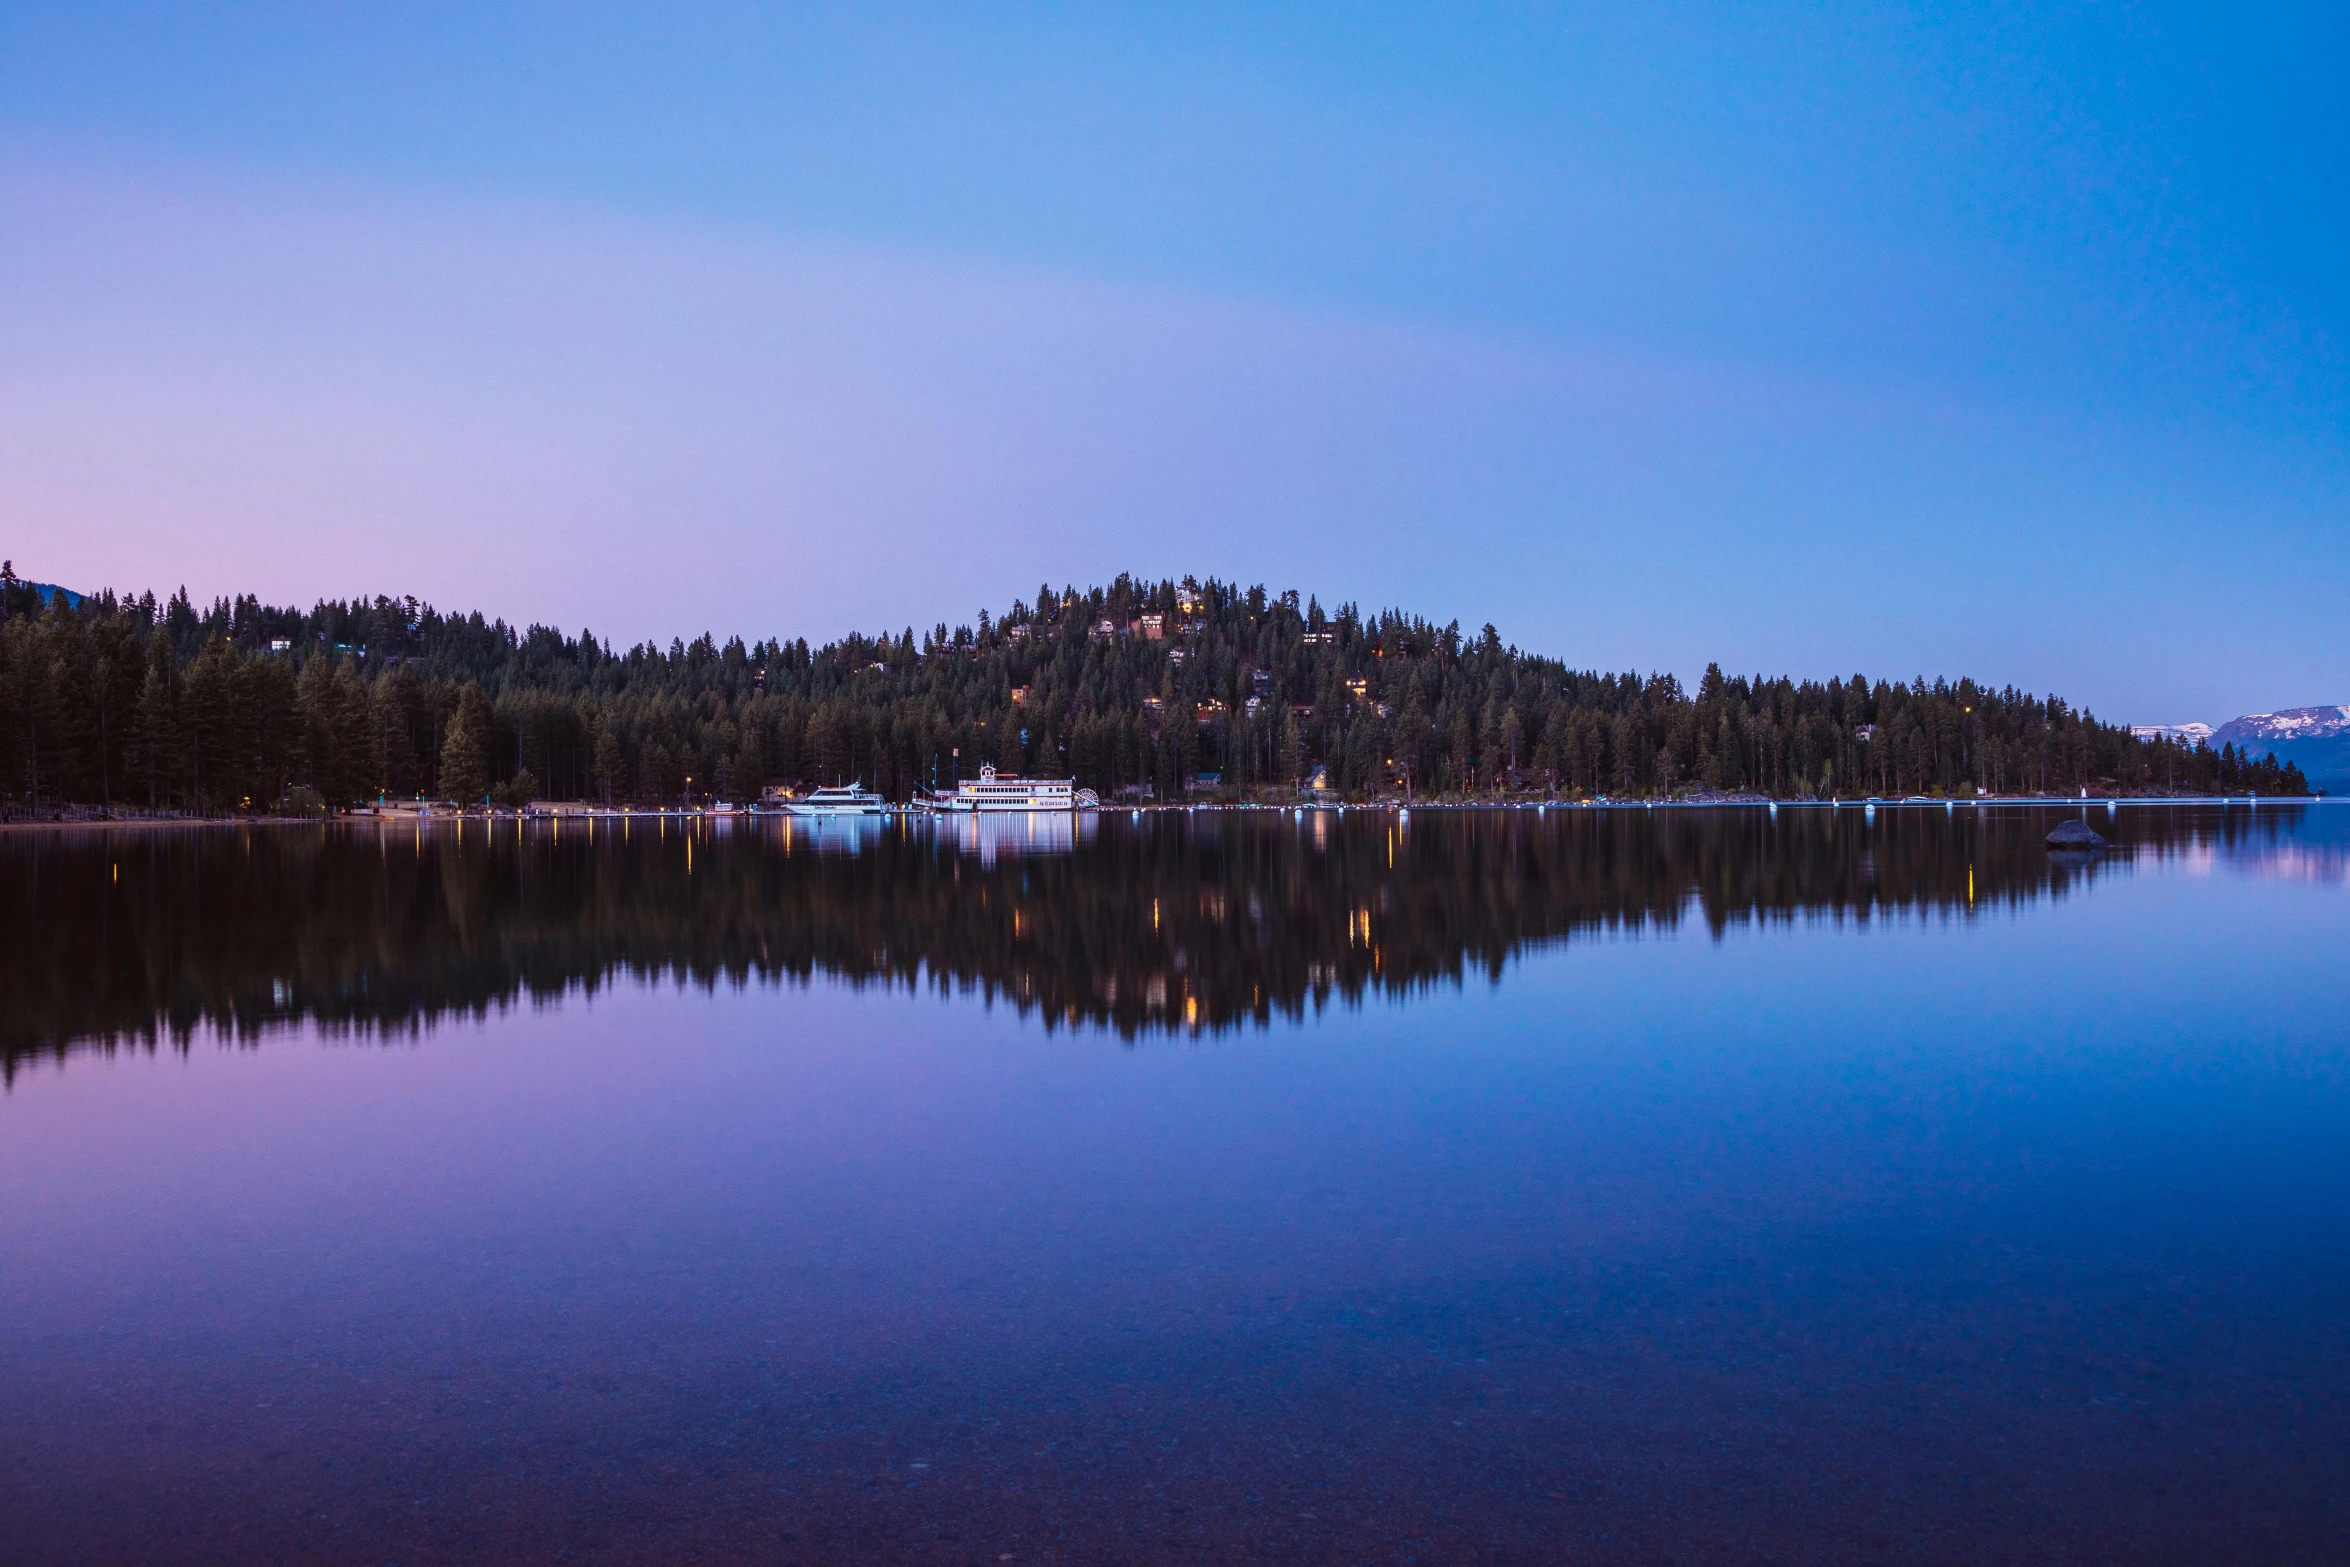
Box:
<box><xmin>1</xmin><ymin>4</ymin><xmax>2342</xmax><ymax>722</ymax></box>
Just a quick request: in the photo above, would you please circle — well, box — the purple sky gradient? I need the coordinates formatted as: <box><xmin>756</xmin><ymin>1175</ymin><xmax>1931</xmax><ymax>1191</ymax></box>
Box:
<box><xmin>2</xmin><ymin>127</ymin><xmax>2342</xmax><ymax>723</ymax></box>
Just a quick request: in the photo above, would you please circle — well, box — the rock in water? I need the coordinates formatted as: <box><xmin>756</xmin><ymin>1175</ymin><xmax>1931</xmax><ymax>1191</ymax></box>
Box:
<box><xmin>2045</xmin><ymin>818</ymin><xmax>2107</xmax><ymax>850</ymax></box>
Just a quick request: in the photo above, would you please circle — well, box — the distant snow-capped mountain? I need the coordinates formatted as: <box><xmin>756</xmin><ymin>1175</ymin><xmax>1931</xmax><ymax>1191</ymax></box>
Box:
<box><xmin>2213</xmin><ymin>706</ymin><xmax>2350</xmax><ymax>745</ymax></box>
<box><xmin>2130</xmin><ymin>722</ymin><xmax>2214</xmax><ymax>745</ymax></box>
<box><xmin>2127</xmin><ymin>708</ymin><xmax>2346</xmax><ymax>792</ymax></box>
<box><xmin>2213</xmin><ymin>706</ymin><xmax>2350</xmax><ymax>793</ymax></box>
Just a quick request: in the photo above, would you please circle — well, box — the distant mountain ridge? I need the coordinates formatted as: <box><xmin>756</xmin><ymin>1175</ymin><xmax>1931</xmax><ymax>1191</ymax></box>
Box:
<box><xmin>0</xmin><ymin>565</ymin><xmax>85</xmax><ymax>612</ymax></box>
<box><xmin>2212</xmin><ymin>706</ymin><xmax>2350</xmax><ymax>794</ymax></box>
<box><xmin>2130</xmin><ymin>722</ymin><xmax>2213</xmax><ymax>746</ymax></box>
<box><xmin>2213</xmin><ymin>706</ymin><xmax>2350</xmax><ymax>745</ymax></box>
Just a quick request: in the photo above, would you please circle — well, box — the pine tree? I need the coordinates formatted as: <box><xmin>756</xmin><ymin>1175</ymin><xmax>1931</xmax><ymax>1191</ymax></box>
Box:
<box><xmin>439</xmin><ymin>684</ymin><xmax>490</xmax><ymax>805</ymax></box>
<box><xmin>595</xmin><ymin>724</ymin><xmax>623</xmax><ymax>807</ymax></box>
<box><xmin>0</xmin><ymin>569</ymin><xmax>2315</xmax><ymax>812</ymax></box>
<box><xmin>135</xmin><ymin>634</ymin><xmax>177</xmax><ymax>809</ymax></box>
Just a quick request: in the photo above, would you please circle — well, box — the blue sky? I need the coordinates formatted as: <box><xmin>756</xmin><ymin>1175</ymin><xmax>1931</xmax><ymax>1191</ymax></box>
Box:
<box><xmin>1</xmin><ymin>3</ymin><xmax>2342</xmax><ymax>720</ymax></box>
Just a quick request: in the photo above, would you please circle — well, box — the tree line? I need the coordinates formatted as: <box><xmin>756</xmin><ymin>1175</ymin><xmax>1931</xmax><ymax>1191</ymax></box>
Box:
<box><xmin>0</xmin><ymin>562</ymin><xmax>2309</xmax><ymax>814</ymax></box>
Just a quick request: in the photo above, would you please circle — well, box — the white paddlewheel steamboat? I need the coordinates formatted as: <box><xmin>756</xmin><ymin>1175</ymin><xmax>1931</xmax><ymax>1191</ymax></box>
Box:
<box><xmin>934</xmin><ymin>764</ymin><xmax>1098</xmax><ymax>813</ymax></box>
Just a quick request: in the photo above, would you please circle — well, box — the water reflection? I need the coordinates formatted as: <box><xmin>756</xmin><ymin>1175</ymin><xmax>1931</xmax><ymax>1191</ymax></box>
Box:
<box><xmin>0</xmin><ymin>804</ymin><xmax>2323</xmax><ymax>1077</ymax></box>
<box><xmin>933</xmin><ymin>808</ymin><xmax>1096</xmax><ymax>865</ymax></box>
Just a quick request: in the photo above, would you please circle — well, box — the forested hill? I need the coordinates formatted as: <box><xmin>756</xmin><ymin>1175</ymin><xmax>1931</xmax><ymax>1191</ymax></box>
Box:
<box><xmin>0</xmin><ymin>563</ymin><xmax>2308</xmax><ymax>812</ymax></box>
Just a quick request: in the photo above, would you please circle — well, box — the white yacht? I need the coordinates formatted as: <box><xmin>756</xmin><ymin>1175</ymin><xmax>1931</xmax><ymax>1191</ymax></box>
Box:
<box><xmin>779</xmin><ymin>782</ymin><xmax>888</xmax><ymax>817</ymax></box>
<box><xmin>935</xmin><ymin>764</ymin><xmax>1097</xmax><ymax>813</ymax></box>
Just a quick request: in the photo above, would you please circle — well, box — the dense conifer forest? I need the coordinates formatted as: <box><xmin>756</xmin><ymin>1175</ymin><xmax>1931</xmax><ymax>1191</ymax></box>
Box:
<box><xmin>0</xmin><ymin>563</ymin><xmax>2308</xmax><ymax>814</ymax></box>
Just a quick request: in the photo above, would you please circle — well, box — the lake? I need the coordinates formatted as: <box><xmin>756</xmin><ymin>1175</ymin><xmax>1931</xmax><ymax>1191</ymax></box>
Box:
<box><xmin>2</xmin><ymin>803</ymin><xmax>2345</xmax><ymax>1564</ymax></box>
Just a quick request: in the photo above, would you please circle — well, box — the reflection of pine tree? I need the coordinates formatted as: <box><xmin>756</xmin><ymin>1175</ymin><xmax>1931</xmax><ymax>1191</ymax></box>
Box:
<box><xmin>0</xmin><ymin>807</ymin><xmax>2284</xmax><ymax>1075</ymax></box>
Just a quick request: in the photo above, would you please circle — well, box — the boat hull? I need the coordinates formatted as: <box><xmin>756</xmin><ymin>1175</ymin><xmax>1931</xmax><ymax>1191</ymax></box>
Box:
<box><xmin>936</xmin><ymin>802</ymin><xmax>1069</xmax><ymax>813</ymax></box>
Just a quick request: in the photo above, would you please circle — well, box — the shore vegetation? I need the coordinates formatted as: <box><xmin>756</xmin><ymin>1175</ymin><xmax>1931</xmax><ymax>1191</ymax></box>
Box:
<box><xmin>0</xmin><ymin>563</ymin><xmax>2309</xmax><ymax>815</ymax></box>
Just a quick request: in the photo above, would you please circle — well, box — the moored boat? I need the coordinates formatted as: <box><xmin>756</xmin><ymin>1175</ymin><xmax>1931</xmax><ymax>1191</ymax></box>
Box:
<box><xmin>935</xmin><ymin>764</ymin><xmax>1097</xmax><ymax>813</ymax></box>
<box><xmin>780</xmin><ymin>783</ymin><xmax>888</xmax><ymax>817</ymax></box>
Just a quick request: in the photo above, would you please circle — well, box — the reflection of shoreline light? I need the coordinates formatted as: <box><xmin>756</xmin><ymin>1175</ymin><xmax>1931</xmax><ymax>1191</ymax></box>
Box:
<box><xmin>6</xmin><ymin>804</ymin><xmax>2336</xmax><ymax>1072</ymax></box>
<box><xmin>767</xmin><ymin>812</ymin><xmax>1100</xmax><ymax>863</ymax></box>
<box><xmin>770</xmin><ymin>815</ymin><xmax>889</xmax><ymax>855</ymax></box>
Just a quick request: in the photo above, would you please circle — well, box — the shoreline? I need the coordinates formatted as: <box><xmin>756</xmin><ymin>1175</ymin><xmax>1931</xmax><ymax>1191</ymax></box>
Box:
<box><xmin>0</xmin><ymin>793</ymin><xmax>2329</xmax><ymax>835</ymax></box>
<box><xmin>0</xmin><ymin>814</ymin><xmax>324</xmax><ymax>834</ymax></box>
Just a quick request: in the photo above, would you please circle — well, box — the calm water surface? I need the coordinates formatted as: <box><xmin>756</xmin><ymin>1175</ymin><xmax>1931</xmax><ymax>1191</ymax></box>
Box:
<box><xmin>2</xmin><ymin>805</ymin><xmax>2345</xmax><ymax>1564</ymax></box>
